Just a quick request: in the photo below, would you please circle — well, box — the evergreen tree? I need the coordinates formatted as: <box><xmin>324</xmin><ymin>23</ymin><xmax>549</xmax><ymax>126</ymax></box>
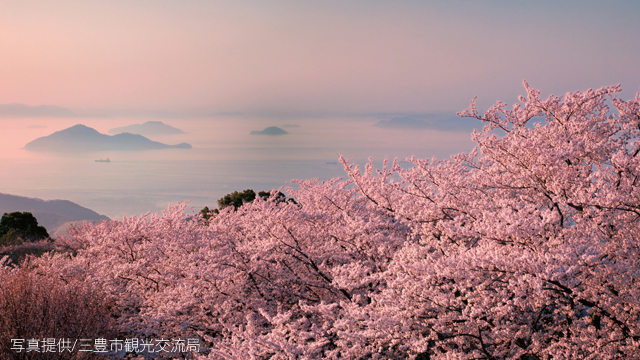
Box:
<box><xmin>0</xmin><ymin>212</ymin><xmax>49</xmax><ymax>245</ymax></box>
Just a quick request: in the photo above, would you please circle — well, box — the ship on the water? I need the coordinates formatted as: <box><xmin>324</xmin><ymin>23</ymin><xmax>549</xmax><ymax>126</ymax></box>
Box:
<box><xmin>95</xmin><ymin>158</ymin><xmax>110</xmax><ymax>163</ymax></box>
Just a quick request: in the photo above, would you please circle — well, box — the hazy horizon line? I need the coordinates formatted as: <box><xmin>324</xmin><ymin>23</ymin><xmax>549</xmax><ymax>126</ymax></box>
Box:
<box><xmin>0</xmin><ymin>102</ymin><xmax>460</xmax><ymax>120</ymax></box>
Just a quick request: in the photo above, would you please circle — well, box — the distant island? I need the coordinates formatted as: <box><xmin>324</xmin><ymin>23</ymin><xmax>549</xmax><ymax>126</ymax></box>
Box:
<box><xmin>0</xmin><ymin>193</ymin><xmax>109</xmax><ymax>236</ymax></box>
<box><xmin>108</xmin><ymin>121</ymin><xmax>185</xmax><ymax>135</ymax></box>
<box><xmin>0</xmin><ymin>103</ymin><xmax>76</xmax><ymax>118</ymax></box>
<box><xmin>24</xmin><ymin>124</ymin><xmax>192</xmax><ymax>152</ymax></box>
<box><xmin>374</xmin><ymin>116</ymin><xmax>479</xmax><ymax>132</ymax></box>
<box><xmin>375</xmin><ymin>117</ymin><xmax>431</xmax><ymax>129</ymax></box>
<box><xmin>250</xmin><ymin>126</ymin><xmax>289</xmax><ymax>136</ymax></box>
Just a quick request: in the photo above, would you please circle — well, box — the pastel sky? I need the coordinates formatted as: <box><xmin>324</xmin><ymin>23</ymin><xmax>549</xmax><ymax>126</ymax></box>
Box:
<box><xmin>1</xmin><ymin>0</ymin><xmax>639</xmax><ymax>116</ymax></box>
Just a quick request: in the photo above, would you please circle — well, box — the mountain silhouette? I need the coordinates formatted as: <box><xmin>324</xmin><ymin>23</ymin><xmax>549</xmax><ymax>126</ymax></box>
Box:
<box><xmin>108</xmin><ymin>121</ymin><xmax>185</xmax><ymax>135</ymax></box>
<box><xmin>24</xmin><ymin>124</ymin><xmax>192</xmax><ymax>152</ymax></box>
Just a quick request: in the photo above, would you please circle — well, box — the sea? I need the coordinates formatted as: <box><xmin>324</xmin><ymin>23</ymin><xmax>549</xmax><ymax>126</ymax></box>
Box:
<box><xmin>0</xmin><ymin>116</ymin><xmax>475</xmax><ymax>219</ymax></box>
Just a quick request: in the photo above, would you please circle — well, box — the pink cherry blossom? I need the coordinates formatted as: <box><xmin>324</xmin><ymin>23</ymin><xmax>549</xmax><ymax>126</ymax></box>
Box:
<box><xmin>12</xmin><ymin>82</ymin><xmax>639</xmax><ymax>359</ymax></box>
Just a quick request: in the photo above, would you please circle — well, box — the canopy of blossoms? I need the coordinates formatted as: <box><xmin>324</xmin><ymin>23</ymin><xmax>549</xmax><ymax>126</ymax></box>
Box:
<box><xmin>14</xmin><ymin>82</ymin><xmax>640</xmax><ymax>359</ymax></box>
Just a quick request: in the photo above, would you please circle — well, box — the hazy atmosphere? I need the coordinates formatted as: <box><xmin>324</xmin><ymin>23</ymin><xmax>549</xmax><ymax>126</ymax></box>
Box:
<box><xmin>2</xmin><ymin>2</ymin><xmax>640</xmax><ymax>359</ymax></box>
<box><xmin>1</xmin><ymin>0</ymin><xmax>639</xmax><ymax>219</ymax></box>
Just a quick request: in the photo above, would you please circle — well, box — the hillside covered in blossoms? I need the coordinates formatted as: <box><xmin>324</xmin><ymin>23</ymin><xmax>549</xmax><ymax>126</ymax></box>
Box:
<box><xmin>2</xmin><ymin>82</ymin><xmax>640</xmax><ymax>359</ymax></box>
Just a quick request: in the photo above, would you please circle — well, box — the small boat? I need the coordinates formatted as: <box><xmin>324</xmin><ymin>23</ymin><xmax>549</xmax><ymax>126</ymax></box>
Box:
<box><xmin>95</xmin><ymin>158</ymin><xmax>111</xmax><ymax>163</ymax></box>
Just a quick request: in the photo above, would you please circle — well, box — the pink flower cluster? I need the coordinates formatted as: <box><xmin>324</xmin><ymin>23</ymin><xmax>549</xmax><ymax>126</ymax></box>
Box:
<box><xmin>30</xmin><ymin>82</ymin><xmax>640</xmax><ymax>359</ymax></box>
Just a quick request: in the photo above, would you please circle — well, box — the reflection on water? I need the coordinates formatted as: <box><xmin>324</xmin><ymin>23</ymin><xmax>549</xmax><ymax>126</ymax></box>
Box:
<box><xmin>0</xmin><ymin>116</ymin><xmax>475</xmax><ymax>218</ymax></box>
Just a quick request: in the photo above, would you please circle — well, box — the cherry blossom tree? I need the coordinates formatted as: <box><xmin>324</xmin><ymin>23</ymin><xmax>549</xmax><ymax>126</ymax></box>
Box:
<box><xmin>336</xmin><ymin>82</ymin><xmax>640</xmax><ymax>359</ymax></box>
<box><xmin>0</xmin><ymin>257</ymin><xmax>117</xmax><ymax>359</ymax></box>
<box><xmin>16</xmin><ymin>81</ymin><xmax>640</xmax><ymax>359</ymax></box>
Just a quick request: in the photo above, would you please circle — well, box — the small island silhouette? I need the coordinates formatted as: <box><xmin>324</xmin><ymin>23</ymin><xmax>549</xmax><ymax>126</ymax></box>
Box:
<box><xmin>25</xmin><ymin>124</ymin><xmax>192</xmax><ymax>152</ymax></box>
<box><xmin>250</xmin><ymin>126</ymin><xmax>288</xmax><ymax>136</ymax></box>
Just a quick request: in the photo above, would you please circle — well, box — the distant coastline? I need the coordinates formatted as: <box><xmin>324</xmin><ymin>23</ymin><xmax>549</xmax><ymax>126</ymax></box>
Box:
<box><xmin>0</xmin><ymin>192</ymin><xmax>109</xmax><ymax>236</ymax></box>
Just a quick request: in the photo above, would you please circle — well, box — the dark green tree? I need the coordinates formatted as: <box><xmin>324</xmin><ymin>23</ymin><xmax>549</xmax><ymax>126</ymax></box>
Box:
<box><xmin>0</xmin><ymin>212</ymin><xmax>50</xmax><ymax>245</ymax></box>
<box><xmin>200</xmin><ymin>189</ymin><xmax>291</xmax><ymax>220</ymax></box>
<box><xmin>257</xmin><ymin>190</ymin><xmax>287</xmax><ymax>203</ymax></box>
<box><xmin>217</xmin><ymin>189</ymin><xmax>258</xmax><ymax>210</ymax></box>
<box><xmin>199</xmin><ymin>206</ymin><xmax>218</xmax><ymax>220</ymax></box>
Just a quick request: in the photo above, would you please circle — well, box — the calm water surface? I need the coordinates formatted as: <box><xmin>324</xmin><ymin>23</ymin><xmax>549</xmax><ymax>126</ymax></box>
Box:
<box><xmin>0</xmin><ymin>116</ymin><xmax>474</xmax><ymax>218</ymax></box>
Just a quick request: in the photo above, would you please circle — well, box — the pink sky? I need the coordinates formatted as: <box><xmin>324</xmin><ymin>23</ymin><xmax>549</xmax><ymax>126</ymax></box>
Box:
<box><xmin>1</xmin><ymin>0</ymin><xmax>639</xmax><ymax>116</ymax></box>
